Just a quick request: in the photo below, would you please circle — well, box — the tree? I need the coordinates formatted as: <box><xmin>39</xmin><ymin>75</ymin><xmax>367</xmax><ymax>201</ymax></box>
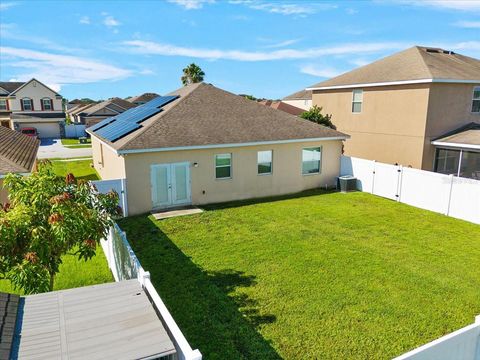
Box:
<box><xmin>300</xmin><ymin>105</ymin><xmax>336</xmax><ymax>129</ymax></box>
<box><xmin>181</xmin><ymin>63</ymin><xmax>205</xmax><ymax>86</ymax></box>
<box><xmin>0</xmin><ymin>161</ymin><xmax>120</xmax><ymax>294</ymax></box>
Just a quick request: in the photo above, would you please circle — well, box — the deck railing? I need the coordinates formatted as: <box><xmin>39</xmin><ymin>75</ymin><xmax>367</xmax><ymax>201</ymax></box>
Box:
<box><xmin>101</xmin><ymin>223</ymin><xmax>202</xmax><ymax>360</ymax></box>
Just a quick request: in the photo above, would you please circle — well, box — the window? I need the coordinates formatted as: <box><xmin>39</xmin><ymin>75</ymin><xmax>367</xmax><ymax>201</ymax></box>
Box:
<box><xmin>215</xmin><ymin>153</ymin><xmax>232</xmax><ymax>179</ymax></box>
<box><xmin>258</xmin><ymin>150</ymin><xmax>272</xmax><ymax>175</ymax></box>
<box><xmin>434</xmin><ymin>148</ymin><xmax>460</xmax><ymax>175</ymax></box>
<box><xmin>352</xmin><ymin>89</ymin><xmax>363</xmax><ymax>113</ymax></box>
<box><xmin>472</xmin><ymin>86</ymin><xmax>480</xmax><ymax>113</ymax></box>
<box><xmin>0</xmin><ymin>99</ymin><xmax>7</xmax><ymax>111</ymax></box>
<box><xmin>42</xmin><ymin>98</ymin><xmax>53</xmax><ymax>110</ymax></box>
<box><xmin>302</xmin><ymin>147</ymin><xmax>321</xmax><ymax>175</ymax></box>
<box><xmin>21</xmin><ymin>98</ymin><xmax>33</xmax><ymax>111</ymax></box>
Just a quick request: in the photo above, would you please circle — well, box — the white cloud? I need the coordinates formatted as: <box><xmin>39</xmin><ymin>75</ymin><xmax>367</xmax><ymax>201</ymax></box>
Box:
<box><xmin>453</xmin><ymin>20</ymin><xmax>480</xmax><ymax>28</ymax></box>
<box><xmin>262</xmin><ymin>39</ymin><xmax>301</xmax><ymax>48</ymax></box>
<box><xmin>0</xmin><ymin>47</ymin><xmax>132</xmax><ymax>87</ymax></box>
<box><xmin>168</xmin><ymin>0</ymin><xmax>215</xmax><ymax>10</ymax></box>
<box><xmin>398</xmin><ymin>0</ymin><xmax>480</xmax><ymax>11</ymax></box>
<box><xmin>139</xmin><ymin>69</ymin><xmax>155</xmax><ymax>75</ymax></box>
<box><xmin>346</xmin><ymin>7</ymin><xmax>358</xmax><ymax>15</ymax></box>
<box><xmin>349</xmin><ymin>58</ymin><xmax>370</xmax><ymax>67</ymax></box>
<box><xmin>230</xmin><ymin>0</ymin><xmax>336</xmax><ymax>16</ymax></box>
<box><xmin>103</xmin><ymin>15</ymin><xmax>121</xmax><ymax>27</ymax></box>
<box><xmin>0</xmin><ymin>2</ymin><xmax>17</xmax><ymax>11</ymax></box>
<box><xmin>79</xmin><ymin>16</ymin><xmax>91</xmax><ymax>25</ymax></box>
<box><xmin>122</xmin><ymin>40</ymin><xmax>406</xmax><ymax>61</ymax></box>
<box><xmin>300</xmin><ymin>64</ymin><xmax>344</xmax><ymax>78</ymax></box>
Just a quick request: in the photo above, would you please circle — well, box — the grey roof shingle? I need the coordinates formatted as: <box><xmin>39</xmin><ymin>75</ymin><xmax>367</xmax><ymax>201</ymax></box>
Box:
<box><xmin>91</xmin><ymin>83</ymin><xmax>348</xmax><ymax>151</ymax></box>
<box><xmin>0</xmin><ymin>293</ymin><xmax>20</xmax><ymax>360</ymax></box>
<box><xmin>309</xmin><ymin>46</ymin><xmax>480</xmax><ymax>89</ymax></box>
<box><xmin>0</xmin><ymin>126</ymin><xmax>40</xmax><ymax>174</ymax></box>
<box><xmin>0</xmin><ymin>82</ymin><xmax>25</xmax><ymax>94</ymax></box>
<box><xmin>84</xmin><ymin>98</ymin><xmax>136</xmax><ymax>116</ymax></box>
<box><xmin>283</xmin><ymin>89</ymin><xmax>312</xmax><ymax>100</ymax></box>
<box><xmin>127</xmin><ymin>93</ymin><xmax>160</xmax><ymax>103</ymax></box>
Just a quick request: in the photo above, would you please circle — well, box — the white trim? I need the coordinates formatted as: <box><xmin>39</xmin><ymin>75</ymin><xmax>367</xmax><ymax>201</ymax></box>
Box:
<box><xmin>10</xmin><ymin>78</ymin><xmax>61</xmax><ymax>96</ymax></box>
<box><xmin>307</xmin><ymin>78</ymin><xmax>480</xmax><ymax>91</ymax></box>
<box><xmin>115</xmin><ymin>137</ymin><xmax>348</xmax><ymax>155</ymax></box>
<box><xmin>432</xmin><ymin>141</ymin><xmax>480</xmax><ymax>150</ymax></box>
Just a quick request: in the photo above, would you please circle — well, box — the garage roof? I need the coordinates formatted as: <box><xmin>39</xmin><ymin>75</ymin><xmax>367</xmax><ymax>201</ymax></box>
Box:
<box><xmin>0</xmin><ymin>126</ymin><xmax>40</xmax><ymax>175</ymax></box>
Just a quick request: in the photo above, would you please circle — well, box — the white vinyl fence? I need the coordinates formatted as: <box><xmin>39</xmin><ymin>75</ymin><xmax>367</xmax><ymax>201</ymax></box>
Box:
<box><xmin>64</xmin><ymin>124</ymin><xmax>86</xmax><ymax>138</ymax></box>
<box><xmin>101</xmin><ymin>224</ymin><xmax>202</xmax><ymax>360</ymax></box>
<box><xmin>394</xmin><ymin>316</ymin><xmax>480</xmax><ymax>360</ymax></box>
<box><xmin>91</xmin><ymin>178</ymin><xmax>128</xmax><ymax>217</ymax></box>
<box><xmin>340</xmin><ymin>156</ymin><xmax>480</xmax><ymax>224</ymax></box>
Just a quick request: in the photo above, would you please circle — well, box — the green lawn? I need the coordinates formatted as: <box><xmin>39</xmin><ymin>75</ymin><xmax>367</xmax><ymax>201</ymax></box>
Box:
<box><xmin>61</xmin><ymin>138</ymin><xmax>92</xmax><ymax>148</ymax></box>
<box><xmin>50</xmin><ymin>158</ymin><xmax>99</xmax><ymax>181</ymax></box>
<box><xmin>117</xmin><ymin>190</ymin><xmax>480</xmax><ymax>360</ymax></box>
<box><xmin>0</xmin><ymin>245</ymin><xmax>113</xmax><ymax>294</ymax></box>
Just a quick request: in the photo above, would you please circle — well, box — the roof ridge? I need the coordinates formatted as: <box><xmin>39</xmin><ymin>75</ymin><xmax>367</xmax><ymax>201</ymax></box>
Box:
<box><xmin>414</xmin><ymin>46</ymin><xmax>435</xmax><ymax>78</ymax></box>
<box><xmin>118</xmin><ymin>83</ymin><xmax>205</xmax><ymax>150</ymax></box>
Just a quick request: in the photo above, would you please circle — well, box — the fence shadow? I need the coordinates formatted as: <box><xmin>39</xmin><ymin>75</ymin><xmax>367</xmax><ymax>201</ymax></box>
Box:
<box><xmin>117</xmin><ymin>216</ymin><xmax>282</xmax><ymax>360</ymax></box>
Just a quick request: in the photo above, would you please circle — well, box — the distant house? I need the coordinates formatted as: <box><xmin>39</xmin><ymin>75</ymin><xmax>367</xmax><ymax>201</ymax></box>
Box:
<box><xmin>0</xmin><ymin>126</ymin><xmax>40</xmax><ymax>204</ymax></box>
<box><xmin>258</xmin><ymin>100</ymin><xmax>305</xmax><ymax>116</ymax></box>
<box><xmin>87</xmin><ymin>83</ymin><xmax>348</xmax><ymax>215</ymax></box>
<box><xmin>307</xmin><ymin>46</ymin><xmax>480</xmax><ymax>178</ymax></box>
<box><xmin>0</xmin><ymin>79</ymin><xmax>65</xmax><ymax>138</ymax></box>
<box><xmin>127</xmin><ymin>92</ymin><xmax>160</xmax><ymax>106</ymax></box>
<box><xmin>73</xmin><ymin>98</ymin><xmax>136</xmax><ymax>127</ymax></box>
<box><xmin>283</xmin><ymin>89</ymin><xmax>312</xmax><ymax>110</ymax></box>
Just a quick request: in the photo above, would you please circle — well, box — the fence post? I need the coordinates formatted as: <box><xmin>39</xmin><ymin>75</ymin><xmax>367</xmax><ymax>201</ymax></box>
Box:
<box><xmin>446</xmin><ymin>174</ymin><xmax>454</xmax><ymax>216</ymax></box>
<box><xmin>396</xmin><ymin>165</ymin><xmax>403</xmax><ymax>202</ymax></box>
<box><xmin>371</xmin><ymin>160</ymin><xmax>376</xmax><ymax>194</ymax></box>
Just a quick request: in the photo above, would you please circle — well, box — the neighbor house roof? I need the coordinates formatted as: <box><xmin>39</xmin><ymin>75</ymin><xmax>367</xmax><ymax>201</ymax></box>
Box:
<box><xmin>283</xmin><ymin>89</ymin><xmax>312</xmax><ymax>101</ymax></box>
<box><xmin>258</xmin><ymin>100</ymin><xmax>305</xmax><ymax>116</ymax></box>
<box><xmin>88</xmin><ymin>82</ymin><xmax>348</xmax><ymax>153</ymax></box>
<box><xmin>0</xmin><ymin>126</ymin><xmax>40</xmax><ymax>174</ymax></box>
<box><xmin>0</xmin><ymin>293</ymin><xmax>20</xmax><ymax>360</ymax></box>
<box><xmin>432</xmin><ymin>122</ymin><xmax>480</xmax><ymax>150</ymax></box>
<box><xmin>84</xmin><ymin>97</ymin><xmax>136</xmax><ymax>116</ymax></box>
<box><xmin>127</xmin><ymin>92</ymin><xmax>160</xmax><ymax>104</ymax></box>
<box><xmin>0</xmin><ymin>82</ymin><xmax>25</xmax><ymax>94</ymax></box>
<box><xmin>308</xmin><ymin>46</ymin><xmax>480</xmax><ymax>90</ymax></box>
<box><xmin>7</xmin><ymin>280</ymin><xmax>176</xmax><ymax>360</ymax></box>
<box><xmin>68</xmin><ymin>102</ymin><xmax>97</xmax><ymax>116</ymax></box>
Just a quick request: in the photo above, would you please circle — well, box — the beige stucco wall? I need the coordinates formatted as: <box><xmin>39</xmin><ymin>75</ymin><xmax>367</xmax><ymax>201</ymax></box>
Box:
<box><xmin>91</xmin><ymin>136</ymin><xmax>126</xmax><ymax>180</ymax></box>
<box><xmin>120</xmin><ymin>140</ymin><xmax>343</xmax><ymax>215</ymax></box>
<box><xmin>9</xmin><ymin>80</ymin><xmax>62</xmax><ymax>112</ymax></box>
<box><xmin>422</xmin><ymin>83</ymin><xmax>480</xmax><ymax>170</ymax></box>
<box><xmin>313</xmin><ymin>84</ymin><xmax>431</xmax><ymax>168</ymax></box>
<box><xmin>283</xmin><ymin>99</ymin><xmax>312</xmax><ymax>111</ymax></box>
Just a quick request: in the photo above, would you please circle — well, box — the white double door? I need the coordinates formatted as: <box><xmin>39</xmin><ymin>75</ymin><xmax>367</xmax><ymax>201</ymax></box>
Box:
<box><xmin>151</xmin><ymin>162</ymin><xmax>191</xmax><ymax>208</ymax></box>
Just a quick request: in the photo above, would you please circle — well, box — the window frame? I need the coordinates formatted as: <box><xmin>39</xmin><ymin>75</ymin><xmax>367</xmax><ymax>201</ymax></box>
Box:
<box><xmin>21</xmin><ymin>98</ymin><xmax>33</xmax><ymax>111</ymax></box>
<box><xmin>352</xmin><ymin>89</ymin><xmax>363</xmax><ymax>113</ymax></box>
<box><xmin>257</xmin><ymin>150</ymin><xmax>273</xmax><ymax>175</ymax></box>
<box><xmin>215</xmin><ymin>153</ymin><xmax>232</xmax><ymax>180</ymax></box>
<box><xmin>472</xmin><ymin>86</ymin><xmax>480</xmax><ymax>113</ymax></box>
<box><xmin>0</xmin><ymin>99</ymin><xmax>7</xmax><ymax>111</ymax></box>
<box><xmin>302</xmin><ymin>147</ymin><xmax>322</xmax><ymax>175</ymax></box>
<box><xmin>42</xmin><ymin>98</ymin><xmax>53</xmax><ymax>111</ymax></box>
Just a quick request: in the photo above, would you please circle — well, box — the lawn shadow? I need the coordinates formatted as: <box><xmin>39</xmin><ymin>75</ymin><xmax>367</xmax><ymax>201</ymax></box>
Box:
<box><xmin>201</xmin><ymin>188</ymin><xmax>337</xmax><ymax>211</ymax></box>
<box><xmin>117</xmin><ymin>216</ymin><xmax>282</xmax><ymax>360</ymax></box>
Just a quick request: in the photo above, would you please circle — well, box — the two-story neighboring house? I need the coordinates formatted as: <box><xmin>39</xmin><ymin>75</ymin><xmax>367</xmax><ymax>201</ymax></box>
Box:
<box><xmin>307</xmin><ymin>46</ymin><xmax>480</xmax><ymax>179</ymax></box>
<box><xmin>0</xmin><ymin>78</ymin><xmax>65</xmax><ymax>138</ymax></box>
<box><xmin>282</xmin><ymin>89</ymin><xmax>312</xmax><ymax>110</ymax></box>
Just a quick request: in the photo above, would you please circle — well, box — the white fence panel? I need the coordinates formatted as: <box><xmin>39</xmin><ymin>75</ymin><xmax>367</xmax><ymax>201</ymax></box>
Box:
<box><xmin>372</xmin><ymin>162</ymin><xmax>401</xmax><ymax>201</ymax></box>
<box><xmin>64</xmin><ymin>124</ymin><xmax>86</xmax><ymax>138</ymax></box>
<box><xmin>449</xmin><ymin>177</ymin><xmax>480</xmax><ymax>224</ymax></box>
<box><xmin>340</xmin><ymin>156</ymin><xmax>375</xmax><ymax>192</ymax></box>
<box><xmin>394</xmin><ymin>316</ymin><xmax>480</xmax><ymax>360</ymax></box>
<box><xmin>399</xmin><ymin>168</ymin><xmax>452</xmax><ymax>215</ymax></box>
<box><xmin>91</xmin><ymin>178</ymin><xmax>128</xmax><ymax>216</ymax></box>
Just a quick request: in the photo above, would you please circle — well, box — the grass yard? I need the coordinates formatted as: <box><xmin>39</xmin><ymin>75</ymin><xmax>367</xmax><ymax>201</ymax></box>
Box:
<box><xmin>61</xmin><ymin>138</ymin><xmax>92</xmax><ymax>148</ymax></box>
<box><xmin>118</xmin><ymin>190</ymin><xmax>480</xmax><ymax>360</ymax></box>
<box><xmin>50</xmin><ymin>158</ymin><xmax>99</xmax><ymax>181</ymax></box>
<box><xmin>0</xmin><ymin>245</ymin><xmax>113</xmax><ymax>294</ymax></box>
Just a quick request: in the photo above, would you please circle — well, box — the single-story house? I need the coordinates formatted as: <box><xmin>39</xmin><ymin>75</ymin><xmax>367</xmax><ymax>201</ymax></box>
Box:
<box><xmin>283</xmin><ymin>89</ymin><xmax>312</xmax><ymax>110</ymax></box>
<box><xmin>258</xmin><ymin>99</ymin><xmax>305</xmax><ymax>116</ymax></box>
<box><xmin>0</xmin><ymin>126</ymin><xmax>40</xmax><ymax>204</ymax></box>
<box><xmin>87</xmin><ymin>83</ymin><xmax>349</xmax><ymax>216</ymax></box>
<box><xmin>72</xmin><ymin>98</ymin><xmax>136</xmax><ymax>126</ymax></box>
<box><xmin>0</xmin><ymin>280</ymin><xmax>177</xmax><ymax>360</ymax></box>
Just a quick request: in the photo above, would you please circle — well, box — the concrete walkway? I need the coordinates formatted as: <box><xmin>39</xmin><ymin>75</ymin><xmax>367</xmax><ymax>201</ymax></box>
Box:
<box><xmin>152</xmin><ymin>206</ymin><xmax>204</xmax><ymax>220</ymax></box>
<box><xmin>37</xmin><ymin>139</ymin><xmax>93</xmax><ymax>159</ymax></box>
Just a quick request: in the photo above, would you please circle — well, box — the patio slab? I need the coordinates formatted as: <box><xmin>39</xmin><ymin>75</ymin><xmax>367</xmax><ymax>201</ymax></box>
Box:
<box><xmin>152</xmin><ymin>206</ymin><xmax>204</xmax><ymax>220</ymax></box>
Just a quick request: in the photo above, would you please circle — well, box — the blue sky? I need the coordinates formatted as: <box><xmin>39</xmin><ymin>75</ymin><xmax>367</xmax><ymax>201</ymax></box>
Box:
<box><xmin>1</xmin><ymin>0</ymin><xmax>479</xmax><ymax>100</ymax></box>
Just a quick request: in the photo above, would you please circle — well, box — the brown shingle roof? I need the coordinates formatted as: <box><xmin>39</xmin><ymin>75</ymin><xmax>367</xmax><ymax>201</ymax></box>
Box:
<box><xmin>127</xmin><ymin>93</ymin><xmax>160</xmax><ymax>103</ymax></box>
<box><xmin>0</xmin><ymin>82</ymin><xmax>25</xmax><ymax>94</ymax></box>
<box><xmin>433</xmin><ymin>122</ymin><xmax>480</xmax><ymax>145</ymax></box>
<box><xmin>258</xmin><ymin>100</ymin><xmax>305</xmax><ymax>116</ymax></box>
<box><xmin>91</xmin><ymin>83</ymin><xmax>348</xmax><ymax>151</ymax></box>
<box><xmin>0</xmin><ymin>126</ymin><xmax>40</xmax><ymax>174</ymax></box>
<box><xmin>84</xmin><ymin>97</ymin><xmax>136</xmax><ymax>116</ymax></box>
<box><xmin>283</xmin><ymin>89</ymin><xmax>312</xmax><ymax>100</ymax></box>
<box><xmin>309</xmin><ymin>46</ymin><xmax>480</xmax><ymax>89</ymax></box>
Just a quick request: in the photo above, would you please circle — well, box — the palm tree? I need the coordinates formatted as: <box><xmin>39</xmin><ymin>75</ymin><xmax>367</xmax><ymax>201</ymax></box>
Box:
<box><xmin>181</xmin><ymin>63</ymin><xmax>205</xmax><ymax>86</ymax></box>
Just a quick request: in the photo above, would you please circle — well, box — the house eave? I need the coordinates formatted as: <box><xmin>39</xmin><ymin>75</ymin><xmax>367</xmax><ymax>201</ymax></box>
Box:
<box><xmin>431</xmin><ymin>141</ymin><xmax>480</xmax><ymax>150</ymax></box>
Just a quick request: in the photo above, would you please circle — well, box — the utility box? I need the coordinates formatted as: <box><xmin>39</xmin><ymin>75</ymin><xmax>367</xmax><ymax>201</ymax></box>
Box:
<box><xmin>338</xmin><ymin>175</ymin><xmax>357</xmax><ymax>193</ymax></box>
<box><xmin>79</xmin><ymin>137</ymin><xmax>87</xmax><ymax>144</ymax></box>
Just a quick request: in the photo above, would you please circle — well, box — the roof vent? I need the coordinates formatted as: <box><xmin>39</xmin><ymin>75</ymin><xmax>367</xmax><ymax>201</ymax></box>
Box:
<box><xmin>443</xmin><ymin>50</ymin><xmax>455</xmax><ymax>55</ymax></box>
<box><xmin>425</xmin><ymin>48</ymin><xmax>440</xmax><ymax>53</ymax></box>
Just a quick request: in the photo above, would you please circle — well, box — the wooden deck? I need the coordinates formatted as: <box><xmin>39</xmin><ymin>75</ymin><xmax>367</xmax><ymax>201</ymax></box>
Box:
<box><xmin>13</xmin><ymin>280</ymin><xmax>176</xmax><ymax>359</ymax></box>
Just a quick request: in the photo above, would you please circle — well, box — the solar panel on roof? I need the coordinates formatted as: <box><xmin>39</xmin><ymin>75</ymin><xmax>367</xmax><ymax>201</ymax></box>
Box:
<box><xmin>144</xmin><ymin>95</ymin><xmax>178</xmax><ymax>108</ymax></box>
<box><xmin>96</xmin><ymin>121</ymin><xmax>141</xmax><ymax>142</ymax></box>
<box><xmin>88</xmin><ymin>117</ymin><xmax>116</xmax><ymax>131</ymax></box>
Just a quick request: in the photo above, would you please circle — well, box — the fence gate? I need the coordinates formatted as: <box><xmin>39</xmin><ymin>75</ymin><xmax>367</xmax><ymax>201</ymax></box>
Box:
<box><xmin>91</xmin><ymin>178</ymin><xmax>128</xmax><ymax>216</ymax></box>
<box><xmin>371</xmin><ymin>162</ymin><xmax>402</xmax><ymax>201</ymax></box>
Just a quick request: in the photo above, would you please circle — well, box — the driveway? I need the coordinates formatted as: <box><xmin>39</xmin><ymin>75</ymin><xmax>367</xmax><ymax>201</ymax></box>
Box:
<box><xmin>37</xmin><ymin>138</ymin><xmax>93</xmax><ymax>159</ymax></box>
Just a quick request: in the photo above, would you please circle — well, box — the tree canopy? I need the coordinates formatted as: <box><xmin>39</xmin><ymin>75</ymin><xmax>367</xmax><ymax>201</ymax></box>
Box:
<box><xmin>300</xmin><ymin>105</ymin><xmax>336</xmax><ymax>129</ymax></box>
<box><xmin>181</xmin><ymin>63</ymin><xmax>205</xmax><ymax>86</ymax></box>
<box><xmin>0</xmin><ymin>161</ymin><xmax>120</xmax><ymax>294</ymax></box>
